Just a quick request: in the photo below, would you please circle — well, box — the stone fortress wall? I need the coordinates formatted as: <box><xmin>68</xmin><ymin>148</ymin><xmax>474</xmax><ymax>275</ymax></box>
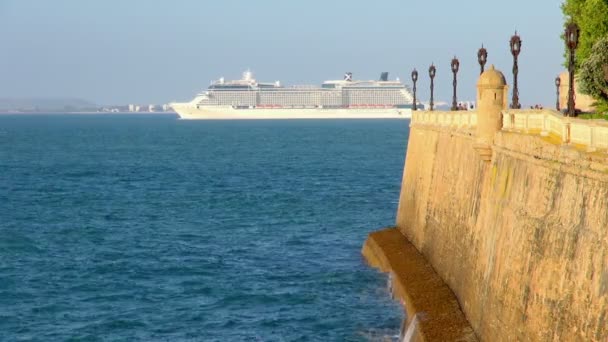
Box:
<box><xmin>364</xmin><ymin>65</ymin><xmax>608</xmax><ymax>341</ymax></box>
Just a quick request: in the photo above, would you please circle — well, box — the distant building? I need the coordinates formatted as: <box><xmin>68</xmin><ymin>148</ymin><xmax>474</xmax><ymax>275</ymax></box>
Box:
<box><xmin>148</xmin><ymin>104</ymin><xmax>156</xmax><ymax>112</ymax></box>
<box><xmin>128</xmin><ymin>104</ymin><xmax>136</xmax><ymax>112</ymax></box>
<box><xmin>558</xmin><ymin>71</ymin><xmax>595</xmax><ymax>112</ymax></box>
<box><xmin>162</xmin><ymin>104</ymin><xmax>171</xmax><ymax>112</ymax></box>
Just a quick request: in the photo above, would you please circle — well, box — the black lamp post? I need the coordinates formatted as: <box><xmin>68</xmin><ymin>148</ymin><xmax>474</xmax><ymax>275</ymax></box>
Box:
<box><xmin>555</xmin><ymin>76</ymin><xmax>561</xmax><ymax>111</ymax></box>
<box><xmin>510</xmin><ymin>31</ymin><xmax>522</xmax><ymax>109</ymax></box>
<box><xmin>411</xmin><ymin>69</ymin><xmax>418</xmax><ymax>111</ymax></box>
<box><xmin>451</xmin><ymin>57</ymin><xmax>460</xmax><ymax>111</ymax></box>
<box><xmin>565</xmin><ymin>22</ymin><xmax>580</xmax><ymax>117</ymax></box>
<box><xmin>429</xmin><ymin>64</ymin><xmax>436</xmax><ymax>111</ymax></box>
<box><xmin>478</xmin><ymin>45</ymin><xmax>488</xmax><ymax>74</ymax></box>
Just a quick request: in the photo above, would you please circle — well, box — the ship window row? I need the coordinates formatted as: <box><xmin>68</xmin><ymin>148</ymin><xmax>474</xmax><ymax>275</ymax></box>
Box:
<box><xmin>344</xmin><ymin>86</ymin><xmax>404</xmax><ymax>89</ymax></box>
<box><xmin>346</xmin><ymin>89</ymin><xmax>409</xmax><ymax>105</ymax></box>
<box><xmin>209</xmin><ymin>85</ymin><xmax>253</xmax><ymax>90</ymax></box>
<box><xmin>197</xmin><ymin>89</ymin><xmax>411</xmax><ymax>106</ymax></box>
<box><xmin>259</xmin><ymin>92</ymin><xmax>340</xmax><ymax>106</ymax></box>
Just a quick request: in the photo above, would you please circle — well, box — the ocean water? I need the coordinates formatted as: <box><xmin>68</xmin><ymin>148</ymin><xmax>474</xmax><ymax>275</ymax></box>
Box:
<box><xmin>0</xmin><ymin>114</ymin><xmax>409</xmax><ymax>341</ymax></box>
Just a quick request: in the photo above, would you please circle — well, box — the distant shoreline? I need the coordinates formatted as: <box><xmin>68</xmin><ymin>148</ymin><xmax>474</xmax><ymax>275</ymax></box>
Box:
<box><xmin>0</xmin><ymin>111</ymin><xmax>177</xmax><ymax>115</ymax></box>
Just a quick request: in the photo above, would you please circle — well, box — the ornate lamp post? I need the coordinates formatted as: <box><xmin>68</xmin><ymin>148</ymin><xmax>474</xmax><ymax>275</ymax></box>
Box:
<box><xmin>411</xmin><ymin>69</ymin><xmax>418</xmax><ymax>111</ymax></box>
<box><xmin>451</xmin><ymin>57</ymin><xmax>460</xmax><ymax>111</ymax></box>
<box><xmin>510</xmin><ymin>31</ymin><xmax>522</xmax><ymax>109</ymax></box>
<box><xmin>565</xmin><ymin>22</ymin><xmax>580</xmax><ymax>117</ymax></box>
<box><xmin>477</xmin><ymin>45</ymin><xmax>488</xmax><ymax>74</ymax></box>
<box><xmin>555</xmin><ymin>76</ymin><xmax>561</xmax><ymax>111</ymax></box>
<box><xmin>429</xmin><ymin>64</ymin><xmax>436</xmax><ymax>111</ymax></box>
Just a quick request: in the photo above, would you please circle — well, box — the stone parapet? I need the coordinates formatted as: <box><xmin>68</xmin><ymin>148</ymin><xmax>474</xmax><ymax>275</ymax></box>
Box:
<box><xmin>411</xmin><ymin>110</ymin><xmax>478</xmax><ymax>129</ymax></box>
<box><xmin>502</xmin><ymin>109</ymin><xmax>608</xmax><ymax>151</ymax></box>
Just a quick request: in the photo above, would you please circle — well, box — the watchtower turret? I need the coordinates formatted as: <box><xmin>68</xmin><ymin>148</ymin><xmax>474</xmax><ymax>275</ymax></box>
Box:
<box><xmin>474</xmin><ymin>65</ymin><xmax>508</xmax><ymax>161</ymax></box>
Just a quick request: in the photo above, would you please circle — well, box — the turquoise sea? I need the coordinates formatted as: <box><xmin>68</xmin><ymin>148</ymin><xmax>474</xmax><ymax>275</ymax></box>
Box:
<box><xmin>0</xmin><ymin>114</ymin><xmax>408</xmax><ymax>341</ymax></box>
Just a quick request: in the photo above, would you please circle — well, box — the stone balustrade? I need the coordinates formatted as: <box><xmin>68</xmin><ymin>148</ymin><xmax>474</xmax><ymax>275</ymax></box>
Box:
<box><xmin>502</xmin><ymin>109</ymin><xmax>608</xmax><ymax>151</ymax></box>
<box><xmin>412</xmin><ymin>109</ymin><xmax>608</xmax><ymax>152</ymax></box>
<box><xmin>411</xmin><ymin>110</ymin><xmax>478</xmax><ymax>128</ymax></box>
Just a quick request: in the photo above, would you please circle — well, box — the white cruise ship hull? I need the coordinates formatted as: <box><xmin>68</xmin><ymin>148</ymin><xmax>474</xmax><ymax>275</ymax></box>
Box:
<box><xmin>171</xmin><ymin>104</ymin><xmax>412</xmax><ymax>120</ymax></box>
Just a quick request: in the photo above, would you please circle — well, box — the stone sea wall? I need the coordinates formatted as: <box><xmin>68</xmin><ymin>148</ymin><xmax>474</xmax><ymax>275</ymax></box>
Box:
<box><xmin>362</xmin><ymin>228</ymin><xmax>477</xmax><ymax>342</ymax></box>
<box><xmin>393</xmin><ymin>112</ymin><xmax>608</xmax><ymax>341</ymax></box>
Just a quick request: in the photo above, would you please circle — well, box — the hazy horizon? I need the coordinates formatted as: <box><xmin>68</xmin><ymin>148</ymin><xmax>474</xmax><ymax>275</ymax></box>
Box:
<box><xmin>0</xmin><ymin>0</ymin><xmax>565</xmax><ymax>107</ymax></box>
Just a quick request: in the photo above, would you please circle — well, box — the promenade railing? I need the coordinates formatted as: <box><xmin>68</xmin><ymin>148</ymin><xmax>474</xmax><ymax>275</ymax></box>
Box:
<box><xmin>411</xmin><ymin>110</ymin><xmax>478</xmax><ymax>128</ymax></box>
<box><xmin>502</xmin><ymin>109</ymin><xmax>608</xmax><ymax>151</ymax></box>
<box><xmin>412</xmin><ymin>109</ymin><xmax>608</xmax><ymax>152</ymax></box>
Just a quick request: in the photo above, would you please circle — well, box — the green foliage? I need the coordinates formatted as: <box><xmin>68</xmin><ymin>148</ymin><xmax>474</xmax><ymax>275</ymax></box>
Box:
<box><xmin>562</xmin><ymin>0</ymin><xmax>608</xmax><ymax>111</ymax></box>
<box><xmin>579</xmin><ymin>37</ymin><xmax>608</xmax><ymax>113</ymax></box>
<box><xmin>561</xmin><ymin>0</ymin><xmax>608</xmax><ymax>67</ymax></box>
<box><xmin>577</xmin><ymin>112</ymin><xmax>608</xmax><ymax>120</ymax></box>
<box><xmin>594</xmin><ymin>101</ymin><xmax>608</xmax><ymax>115</ymax></box>
<box><xmin>562</xmin><ymin>0</ymin><xmax>585</xmax><ymax>22</ymax></box>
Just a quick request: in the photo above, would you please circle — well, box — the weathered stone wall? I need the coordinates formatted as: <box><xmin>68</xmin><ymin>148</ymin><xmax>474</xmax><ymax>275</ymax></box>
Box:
<box><xmin>396</xmin><ymin>121</ymin><xmax>608</xmax><ymax>341</ymax></box>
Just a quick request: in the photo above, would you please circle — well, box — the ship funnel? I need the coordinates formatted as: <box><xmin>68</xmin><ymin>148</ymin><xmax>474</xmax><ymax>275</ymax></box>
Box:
<box><xmin>380</xmin><ymin>72</ymin><xmax>389</xmax><ymax>81</ymax></box>
<box><xmin>344</xmin><ymin>72</ymin><xmax>353</xmax><ymax>81</ymax></box>
<box><xmin>242</xmin><ymin>70</ymin><xmax>253</xmax><ymax>81</ymax></box>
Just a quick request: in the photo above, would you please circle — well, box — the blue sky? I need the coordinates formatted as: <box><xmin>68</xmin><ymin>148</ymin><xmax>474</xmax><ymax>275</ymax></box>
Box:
<box><xmin>0</xmin><ymin>0</ymin><xmax>565</xmax><ymax>106</ymax></box>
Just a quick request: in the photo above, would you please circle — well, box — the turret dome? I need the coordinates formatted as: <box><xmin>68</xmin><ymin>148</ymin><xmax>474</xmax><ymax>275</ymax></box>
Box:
<box><xmin>477</xmin><ymin>65</ymin><xmax>506</xmax><ymax>88</ymax></box>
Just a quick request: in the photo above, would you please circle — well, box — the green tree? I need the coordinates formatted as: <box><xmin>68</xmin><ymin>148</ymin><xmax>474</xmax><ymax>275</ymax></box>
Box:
<box><xmin>579</xmin><ymin>37</ymin><xmax>608</xmax><ymax>113</ymax></box>
<box><xmin>562</xmin><ymin>0</ymin><xmax>585</xmax><ymax>24</ymax></box>
<box><xmin>562</xmin><ymin>0</ymin><xmax>608</xmax><ymax>66</ymax></box>
<box><xmin>562</xmin><ymin>0</ymin><xmax>608</xmax><ymax>111</ymax></box>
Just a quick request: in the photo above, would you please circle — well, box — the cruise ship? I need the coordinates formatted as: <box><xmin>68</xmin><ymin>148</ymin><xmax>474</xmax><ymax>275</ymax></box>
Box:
<box><xmin>170</xmin><ymin>71</ymin><xmax>416</xmax><ymax>119</ymax></box>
